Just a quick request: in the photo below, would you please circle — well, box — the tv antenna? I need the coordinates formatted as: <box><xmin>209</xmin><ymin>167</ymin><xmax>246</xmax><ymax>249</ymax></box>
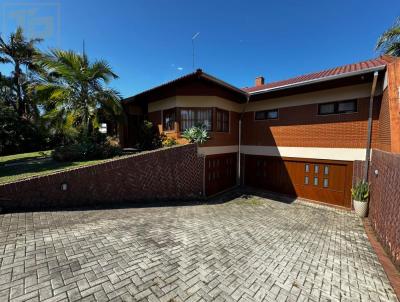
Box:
<box><xmin>192</xmin><ymin>32</ymin><xmax>200</xmax><ymax>70</ymax></box>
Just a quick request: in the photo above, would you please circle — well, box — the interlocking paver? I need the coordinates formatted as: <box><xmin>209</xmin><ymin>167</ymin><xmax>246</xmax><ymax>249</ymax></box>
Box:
<box><xmin>0</xmin><ymin>195</ymin><xmax>397</xmax><ymax>301</ymax></box>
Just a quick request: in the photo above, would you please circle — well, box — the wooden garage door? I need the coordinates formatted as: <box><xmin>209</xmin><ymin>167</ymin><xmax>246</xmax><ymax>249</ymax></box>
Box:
<box><xmin>244</xmin><ymin>155</ymin><xmax>353</xmax><ymax>208</ymax></box>
<box><xmin>205</xmin><ymin>153</ymin><xmax>237</xmax><ymax>196</ymax></box>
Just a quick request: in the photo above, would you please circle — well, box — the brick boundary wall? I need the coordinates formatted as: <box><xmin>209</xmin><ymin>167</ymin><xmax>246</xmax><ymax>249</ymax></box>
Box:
<box><xmin>0</xmin><ymin>144</ymin><xmax>204</xmax><ymax>212</ymax></box>
<box><xmin>354</xmin><ymin>151</ymin><xmax>400</xmax><ymax>268</ymax></box>
<box><xmin>368</xmin><ymin>150</ymin><xmax>400</xmax><ymax>268</ymax></box>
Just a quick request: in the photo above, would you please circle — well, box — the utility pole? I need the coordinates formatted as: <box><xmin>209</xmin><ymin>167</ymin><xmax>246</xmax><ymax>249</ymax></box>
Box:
<box><xmin>192</xmin><ymin>32</ymin><xmax>200</xmax><ymax>70</ymax></box>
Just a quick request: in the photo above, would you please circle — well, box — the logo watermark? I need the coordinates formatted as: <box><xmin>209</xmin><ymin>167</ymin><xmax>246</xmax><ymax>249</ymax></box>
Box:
<box><xmin>1</xmin><ymin>1</ymin><xmax>61</xmax><ymax>45</ymax></box>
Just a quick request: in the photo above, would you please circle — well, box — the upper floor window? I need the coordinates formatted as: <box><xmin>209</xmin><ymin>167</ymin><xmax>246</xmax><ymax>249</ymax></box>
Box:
<box><xmin>180</xmin><ymin>108</ymin><xmax>212</xmax><ymax>131</ymax></box>
<box><xmin>216</xmin><ymin>109</ymin><xmax>229</xmax><ymax>132</ymax></box>
<box><xmin>163</xmin><ymin>108</ymin><xmax>176</xmax><ymax>131</ymax></box>
<box><xmin>255</xmin><ymin>109</ymin><xmax>279</xmax><ymax>120</ymax></box>
<box><xmin>318</xmin><ymin>99</ymin><xmax>357</xmax><ymax>115</ymax></box>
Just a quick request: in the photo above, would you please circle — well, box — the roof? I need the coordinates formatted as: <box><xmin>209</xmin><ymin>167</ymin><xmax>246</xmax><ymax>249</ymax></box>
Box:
<box><xmin>122</xmin><ymin>69</ymin><xmax>248</xmax><ymax>104</ymax></box>
<box><xmin>123</xmin><ymin>56</ymin><xmax>393</xmax><ymax>104</ymax></box>
<box><xmin>243</xmin><ymin>57</ymin><xmax>389</xmax><ymax>94</ymax></box>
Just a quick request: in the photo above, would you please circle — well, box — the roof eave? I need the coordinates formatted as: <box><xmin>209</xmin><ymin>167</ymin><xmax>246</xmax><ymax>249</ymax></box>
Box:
<box><xmin>200</xmin><ymin>72</ymin><xmax>249</xmax><ymax>97</ymax></box>
<box><xmin>248</xmin><ymin>65</ymin><xmax>387</xmax><ymax>95</ymax></box>
<box><xmin>122</xmin><ymin>70</ymin><xmax>249</xmax><ymax>104</ymax></box>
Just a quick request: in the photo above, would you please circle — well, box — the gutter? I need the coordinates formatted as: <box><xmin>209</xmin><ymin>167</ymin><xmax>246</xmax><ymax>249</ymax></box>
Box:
<box><xmin>364</xmin><ymin>71</ymin><xmax>379</xmax><ymax>181</ymax></box>
<box><xmin>249</xmin><ymin>65</ymin><xmax>386</xmax><ymax>95</ymax></box>
<box><xmin>237</xmin><ymin>93</ymin><xmax>251</xmax><ymax>185</ymax></box>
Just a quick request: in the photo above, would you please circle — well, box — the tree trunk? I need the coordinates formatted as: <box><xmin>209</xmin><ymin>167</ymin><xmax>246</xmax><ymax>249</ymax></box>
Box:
<box><xmin>14</xmin><ymin>62</ymin><xmax>25</xmax><ymax>117</ymax></box>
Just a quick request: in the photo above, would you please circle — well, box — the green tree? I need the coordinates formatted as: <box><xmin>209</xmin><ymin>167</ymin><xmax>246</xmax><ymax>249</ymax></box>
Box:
<box><xmin>0</xmin><ymin>27</ymin><xmax>42</xmax><ymax>117</ymax></box>
<box><xmin>0</xmin><ymin>101</ymin><xmax>44</xmax><ymax>154</ymax></box>
<box><xmin>34</xmin><ymin>49</ymin><xmax>122</xmax><ymax>136</ymax></box>
<box><xmin>376</xmin><ymin>17</ymin><xmax>400</xmax><ymax>57</ymax></box>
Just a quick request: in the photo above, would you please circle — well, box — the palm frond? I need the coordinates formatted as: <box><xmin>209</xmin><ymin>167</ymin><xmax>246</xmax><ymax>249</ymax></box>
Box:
<box><xmin>89</xmin><ymin>60</ymin><xmax>118</xmax><ymax>83</ymax></box>
<box><xmin>376</xmin><ymin>17</ymin><xmax>400</xmax><ymax>56</ymax></box>
<box><xmin>94</xmin><ymin>88</ymin><xmax>122</xmax><ymax>116</ymax></box>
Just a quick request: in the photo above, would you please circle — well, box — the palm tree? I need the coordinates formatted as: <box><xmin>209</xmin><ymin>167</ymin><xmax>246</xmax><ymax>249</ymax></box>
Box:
<box><xmin>34</xmin><ymin>49</ymin><xmax>122</xmax><ymax>136</ymax></box>
<box><xmin>376</xmin><ymin>17</ymin><xmax>400</xmax><ymax>57</ymax></box>
<box><xmin>0</xmin><ymin>27</ymin><xmax>42</xmax><ymax>117</ymax></box>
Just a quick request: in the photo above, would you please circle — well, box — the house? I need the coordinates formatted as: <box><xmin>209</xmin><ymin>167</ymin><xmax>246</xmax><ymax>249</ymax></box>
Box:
<box><xmin>121</xmin><ymin>55</ymin><xmax>400</xmax><ymax>208</ymax></box>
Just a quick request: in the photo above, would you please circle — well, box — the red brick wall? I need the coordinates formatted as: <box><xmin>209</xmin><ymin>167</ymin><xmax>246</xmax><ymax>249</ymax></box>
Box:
<box><xmin>0</xmin><ymin>144</ymin><xmax>204</xmax><ymax>211</ymax></box>
<box><xmin>386</xmin><ymin>58</ymin><xmax>400</xmax><ymax>153</ymax></box>
<box><xmin>242</xmin><ymin>97</ymin><xmax>381</xmax><ymax>148</ymax></box>
<box><xmin>368</xmin><ymin>149</ymin><xmax>400</xmax><ymax>268</ymax></box>
<box><xmin>352</xmin><ymin>160</ymin><xmax>365</xmax><ymax>186</ymax></box>
<box><xmin>378</xmin><ymin>88</ymin><xmax>392</xmax><ymax>152</ymax></box>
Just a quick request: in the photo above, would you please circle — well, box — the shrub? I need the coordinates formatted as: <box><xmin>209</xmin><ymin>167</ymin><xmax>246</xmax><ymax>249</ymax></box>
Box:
<box><xmin>351</xmin><ymin>180</ymin><xmax>370</xmax><ymax>202</ymax></box>
<box><xmin>162</xmin><ymin>137</ymin><xmax>177</xmax><ymax>147</ymax></box>
<box><xmin>52</xmin><ymin>134</ymin><xmax>122</xmax><ymax>162</ymax></box>
<box><xmin>135</xmin><ymin>120</ymin><xmax>162</xmax><ymax>150</ymax></box>
<box><xmin>181</xmin><ymin>124</ymin><xmax>210</xmax><ymax>144</ymax></box>
<box><xmin>0</xmin><ymin>103</ymin><xmax>48</xmax><ymax>155</ymax></box>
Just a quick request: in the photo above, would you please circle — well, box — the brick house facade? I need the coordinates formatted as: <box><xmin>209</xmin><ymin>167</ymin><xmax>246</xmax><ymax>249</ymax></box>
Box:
<box><xmin>121</xmin><ymin>55</ymin><xmax>400</xmax><ymax>208</ymax></box>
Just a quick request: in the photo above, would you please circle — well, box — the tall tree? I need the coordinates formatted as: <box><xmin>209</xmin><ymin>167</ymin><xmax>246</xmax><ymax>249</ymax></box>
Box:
<box><xmin>34</xmin><ymin>49</ymin><xmax>122</xmax><ymax>135</ymax></box>
<box><xmin>376</xmin><ymin>17</ymin><xmax>400</xmax><ymax>57</ymax></box>
<box><xmin>0</xmin><ymin>27</ymin><xmax>42</xmax><ymax>117</ymax></box>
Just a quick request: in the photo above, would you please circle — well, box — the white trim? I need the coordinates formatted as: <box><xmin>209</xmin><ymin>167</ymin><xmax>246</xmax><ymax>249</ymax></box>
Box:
<box><xmin>148</xmin><ymin>96</ymin><xmax>243</xmax><ymax>113</ymax></box>
<box><xmin>383</xmin><ymin>70</ymin><xmax>388</xmax><ymax>90</ymax></box>
<box><xmin>198</xmin><ymin>145</ymin><xmax>238</xmax><ymax>156</ymax></box>
<box><xmin>240</xmin><ymin>145</ymin><xmax>367</xmax><ymax>161</ymax></box>
<box><xmin>249</xmin><ymin>65</ymin><xmax>386</xmax><ymax>95</ymax></box>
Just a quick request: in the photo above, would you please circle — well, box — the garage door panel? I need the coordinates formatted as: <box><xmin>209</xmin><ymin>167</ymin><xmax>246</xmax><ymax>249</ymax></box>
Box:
<box><xmin>205</xmin><ymin>153</ymin><xmax>237</xmax><ymax>196</ymax></box>
<box><xmin>244</xmin><ymin>155</ymin><xmax>353</xmax><ymax>208</ymax></box>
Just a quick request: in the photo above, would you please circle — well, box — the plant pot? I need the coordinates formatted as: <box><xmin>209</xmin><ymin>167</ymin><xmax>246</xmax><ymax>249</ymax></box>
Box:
<box><xmin>353</xmin><ymin>199</ymin><xmax>368</xmax><ymax>217</ymax></box>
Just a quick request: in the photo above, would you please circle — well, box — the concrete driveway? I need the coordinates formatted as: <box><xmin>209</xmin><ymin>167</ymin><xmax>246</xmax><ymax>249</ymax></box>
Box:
<box><xmin>0</xmin><ymin>195</ymin><xmax>397</xmax><ymax>302</ymax></box>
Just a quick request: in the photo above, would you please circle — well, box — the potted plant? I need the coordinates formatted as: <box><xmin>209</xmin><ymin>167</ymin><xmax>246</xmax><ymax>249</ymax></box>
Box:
<box><xmin>351</xmin><ymin>180</ymin><xmax>370</xmax><ymax>217</ymax></box>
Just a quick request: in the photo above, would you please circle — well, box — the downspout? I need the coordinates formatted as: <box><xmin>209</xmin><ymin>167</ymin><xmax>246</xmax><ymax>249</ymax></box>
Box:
<box><xmin>364</xmin><ymin>71</ymin><xmax>379</xmax><ymax>182</ymax></box>
<box><xmin>237</xmin><ymin>93</ymin><xmax>251</xmax><ymax>185</ymax></box>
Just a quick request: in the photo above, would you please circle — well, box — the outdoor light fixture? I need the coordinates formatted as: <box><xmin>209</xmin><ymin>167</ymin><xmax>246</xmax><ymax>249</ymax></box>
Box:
<box><xmin>61</xmin><ymin>183</ymin><xmax>68</xmax><ymax>191</ymax></box>
<box><xmin>374</xmin><ymin>169</ymin><xmax>379</xmax><ymax>176</ymax></box>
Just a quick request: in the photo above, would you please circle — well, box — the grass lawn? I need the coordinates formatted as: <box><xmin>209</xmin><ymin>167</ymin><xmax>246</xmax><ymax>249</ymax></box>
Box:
<box><xmin>0</xmin><ymin>150</ymin><xmax>107</xmax><ymax>184</ymax></box>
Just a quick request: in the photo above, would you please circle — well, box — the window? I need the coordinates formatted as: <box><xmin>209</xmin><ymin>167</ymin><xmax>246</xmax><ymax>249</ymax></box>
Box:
<box><xmin>304</xmin><ymin>176</ymin><xmax>309</xmax><ymax>185</ymax></box>
<box><xmin>314</xmin><ymin>165</ymin><xmax>319</xmax><ymax>174</ymax></box>
<box><xmin>323</xmin><ymin>178</ymin><xmax>329</xmax><ymax>188</ymax></box>
<box><xmin>318</xmin><ymin>99</ymin><xmax>357</xmax><ymax>115</ymax></box>
<box><xmin>305</xmin><ymin>164</ymin><xmax>310</xmax><ymax>173</ymax></box>
<box><xmin>324</xmin><ymin>166</ymin><xmax>329</xmax><ymax>175</ymax></box>
<box><xmin>163</xmin><ymin>109</ymin><xmax>176</xmax><ymax>131</ymax></box>
<box><xmin>319</xmin><ymin>103</ymin><xmax>335</xmax><ymax>115</ymax></box>
<box><xmin>216</xmin><ymin>109</ymin><xmax>229</xmax><ymax>132</ymax></box>
<box><xmin>313</xmin><ymin>177</ymin><xmax>319</xmax><ymax>186</ymax></box>
<box><xmin>255</xmin><ymin>109</ymin><xmax>279</xmax><ymax>120</ymax></box>
<box><xmin>180</xmin><ymin>108</ymin><xmax>212</xmax><ymax>131</ymax></box>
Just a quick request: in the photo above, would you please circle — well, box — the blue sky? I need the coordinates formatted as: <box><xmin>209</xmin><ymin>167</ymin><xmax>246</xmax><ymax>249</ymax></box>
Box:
<box><xmin>1</xmin><ymin>0</ymin><xmax>399</xmax><ymax>97</ymax></box>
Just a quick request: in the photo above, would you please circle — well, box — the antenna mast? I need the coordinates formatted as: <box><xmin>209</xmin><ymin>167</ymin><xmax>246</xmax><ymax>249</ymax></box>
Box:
<box><xmin>192</xmin><ymin>32</ymin><xmax>200</xmax><ymax>70</ymax></box>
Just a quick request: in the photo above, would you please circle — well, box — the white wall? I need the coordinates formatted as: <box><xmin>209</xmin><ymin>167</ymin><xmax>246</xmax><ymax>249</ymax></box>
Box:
<box><xmin>241</xmin><ymin>145</ymin><xmax>367</xmax><ymax>161</ymax></box>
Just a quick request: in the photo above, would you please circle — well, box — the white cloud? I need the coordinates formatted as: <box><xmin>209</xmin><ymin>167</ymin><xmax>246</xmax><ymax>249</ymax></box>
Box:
<box><xmin>177</xmin><ymin>67</ymin><xmax>183</xmax><ymax>71</ymax></box>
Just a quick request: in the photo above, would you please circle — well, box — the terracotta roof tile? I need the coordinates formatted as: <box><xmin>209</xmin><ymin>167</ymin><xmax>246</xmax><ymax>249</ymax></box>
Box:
<box><xmin>243</xmin><ymin>57</ymin><xmax>389</xmax><ymax>93</ymax></box>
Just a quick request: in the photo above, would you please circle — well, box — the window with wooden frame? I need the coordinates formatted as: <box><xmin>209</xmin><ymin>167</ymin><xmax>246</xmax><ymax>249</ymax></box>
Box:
<box><xmin>216</xmin><ymin>108</ymin><xmax>229</xmax><ymax>132</ymax></box>
<box><xmin>318</xmin><ymin>99</ymin><xmax>357</xmax><ymax>115</ymax></box>
<box><xmin>163</xmin><ymin>108</ymin><xmax>176</xmax><ymax>131</ymax></box>
<box><xmin>255</xmin><ymin>109</ymin><xmax>279</xmax><ymax>120</ymax></box>
<box><xmin>179</xmin><ymin>108</ymin><xmax>212</xmax><ymax>131</ymax></box>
